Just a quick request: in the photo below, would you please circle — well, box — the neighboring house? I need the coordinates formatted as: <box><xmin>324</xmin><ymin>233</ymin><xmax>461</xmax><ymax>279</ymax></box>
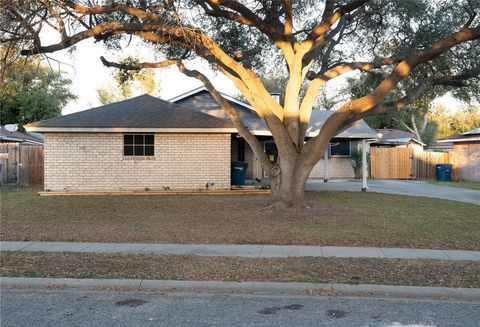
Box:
<box><xmin>437</xmin><ymin>128</ymin><xmax>480</xmax><ymax>182</ymax></box>
<box><xmin>25</xmin><ymin>89</ymin><xmax>376</xmax><ymax>192</ymax></box>
<box><xmin>0</xmin><ymin>125</ymin><xmax>44</xmax><ymax>146</ymax></box>
<box><xmin>1</xmin><ymin>126</ymin><xmax>44</xmax><ymax>186</ymax></box>
<box><xmin>371</xmin><ymin>128</ymin><xmax>425</xmax><ymax>152</ymax></box>
<box><xmin>428</xmin><ymin>139</ymin><xmax>453</xmax><ymax>152</ymax></box>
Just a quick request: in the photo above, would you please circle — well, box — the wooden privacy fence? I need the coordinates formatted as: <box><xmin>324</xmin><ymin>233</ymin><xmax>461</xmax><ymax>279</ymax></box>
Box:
<box><xmin>413</xmin><ymin>151</ymin><xmax>454</xmax><ymax>180</ymax></box>
<box><xmin>370</xmin><ymin>147</ymin><xmax>414</xmax><ymax>179</ymax></box>
<box><xmin>0</xmin><ymin>144</ymin><xmax>44</xmax><ymax>186</ymax></box>
<box><xmin>370</xmin><ymin>147</ymin><xmax>453</xmax><ymax>180</ymax></box>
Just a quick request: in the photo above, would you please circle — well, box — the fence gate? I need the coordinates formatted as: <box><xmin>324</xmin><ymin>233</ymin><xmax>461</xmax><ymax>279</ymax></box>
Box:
<box><xmin>0</xmin><ymin>144</ymin><xmax>44</xmax><ymax>186</ymax></box>
<box><xmin>370</xmin><ymin>147</ymin><xmax>414</xmax><ymax>179</ymax></box>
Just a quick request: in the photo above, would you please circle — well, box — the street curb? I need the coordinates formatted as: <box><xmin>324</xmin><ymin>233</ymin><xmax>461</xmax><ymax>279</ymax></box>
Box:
<box><xmin>1</xmin><ymin>277</ymin><xmax>479</xmax><ymax>300</ymax></box>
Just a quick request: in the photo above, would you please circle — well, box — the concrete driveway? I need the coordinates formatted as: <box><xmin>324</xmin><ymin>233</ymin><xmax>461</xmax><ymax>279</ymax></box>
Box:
<box><xmin>306</xmin><ymin>179</ymin><xmax>480</xmax><ymax>205</ymax></box>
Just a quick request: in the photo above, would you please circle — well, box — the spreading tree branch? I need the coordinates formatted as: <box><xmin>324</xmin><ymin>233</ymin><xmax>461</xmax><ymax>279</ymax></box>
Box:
<box><xmin>300</xmin><ymin>24</ymin><xmax>480</xmax><ymax>171</ymax></box>
<box><xmin>336</xmin><ymin>67</ymin><xmax>480</xmax><ymax>134</ymax></box>
<box><xmin>99</xmin><ymin>55</ymin><xmax>274</xmax><ymax>172</ymax></box>
<box><xmin>100</xmin><ymin>56</ymin><xmax>179</xmax><ymax>69</ymax></box>
<box><xmin>175</xmin><ymin>61</ymin><xmax>274</xmax><ymax>172</ymax></box>
<box><xmin>308</xmin><ymin>0</ymin><xmax>370</xmax><ymax>41</ymax></box>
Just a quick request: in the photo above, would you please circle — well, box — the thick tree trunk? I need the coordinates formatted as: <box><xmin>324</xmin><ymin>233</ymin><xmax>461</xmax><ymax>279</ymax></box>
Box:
<box><xmin>267</xmin><ymin>155</ymin><xmax>312</xmax><ymax>209</ymax></box>
<box><xmin>265</xmin><ymin>136</ymin><xmax>330</xmax><ymax>210</ymax></box>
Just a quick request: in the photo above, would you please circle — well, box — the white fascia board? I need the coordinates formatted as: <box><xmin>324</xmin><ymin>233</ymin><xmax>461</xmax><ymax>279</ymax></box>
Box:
<box><xmin>0</xmin><ymin>136</ymin><xmax>23</xmax><ymax>142</ymax></box>
<box><xmin>437</xmin><ymin>137</ymin><xmax>480</xmax><ymax>143</ymax></box>
<box><xmin>167</xmin><ymin>86</ymin><xmax>207</xmax><ymax>102</ymax></box>
<box><xmin>24</xmin><ymin>126</ymin><xmax>238</xmax><ymax>133</ymax></box>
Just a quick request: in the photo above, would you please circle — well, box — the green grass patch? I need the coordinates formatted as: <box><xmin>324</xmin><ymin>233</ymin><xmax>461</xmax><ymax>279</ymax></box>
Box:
<box><xmin>1</xmin><ymin>187</ymin><xmax>479</xmax><ymax>249</ymax></box>
<box><xmin>429</xmin><ymin>181</ymin><xmax>480</xmax><ymax>191</ymax></box>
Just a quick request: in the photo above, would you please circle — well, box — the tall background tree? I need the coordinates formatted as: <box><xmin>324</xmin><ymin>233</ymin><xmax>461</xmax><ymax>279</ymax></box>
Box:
<box><xmin>1</xmin><ymin>0</ymin><xmax>478</xmax><ymax>208</ymax></box>
<box><xmin>429</xmin><ymin>103</ymin><xmax>480</xmax><ymax>138</ymax></box>
<box><xmin>1</xmin><ymin>46</ymin><xmax>76</xmax><ymax>128</ymax></box>
<box><xmin>97</xmin><ymin>55</ymin><xmax>160</xmax><ymax>104</ymax></box>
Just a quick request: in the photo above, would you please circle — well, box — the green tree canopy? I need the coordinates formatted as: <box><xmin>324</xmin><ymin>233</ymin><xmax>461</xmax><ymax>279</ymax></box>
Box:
<box><xmin>1</xmin><ymin>48</ymin><xmax>76</xmax><ymax>128</ymax></box>
<box><xmin>97</xmin><ymin>55</ymin><xmax>160</xmax><ymax>104</ymax></box>
<box><xmin>429</xmin><ymin>104</ymin><xmax>480</xmax><ymax>138</ymax></box>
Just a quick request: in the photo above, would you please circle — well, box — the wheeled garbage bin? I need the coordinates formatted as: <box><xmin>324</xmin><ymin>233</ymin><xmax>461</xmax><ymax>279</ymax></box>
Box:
<box><xmin>231</xmin><ymin>162</ymin><xmax>249</xmax><ymax>185</ymax></box>
<box><xmin>436</xmin><ymin>164</ymin><xmax>453</xmax><ymax>182</ymax></box>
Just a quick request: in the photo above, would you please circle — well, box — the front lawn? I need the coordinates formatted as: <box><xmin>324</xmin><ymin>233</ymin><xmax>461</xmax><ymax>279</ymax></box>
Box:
<box><xmin>429</xmin><ymin>181</ymin><xmax>480</xmax><ymax>191</ymax></box>
<box><xmin>1</xmin><ymin>252</ymin><xmax>479</xmax><ymax>288</ymax></box>
<box><xmin>1</xmin><ymin>188</ymin><xmax>479</xmax><ymax>249</ymax></box>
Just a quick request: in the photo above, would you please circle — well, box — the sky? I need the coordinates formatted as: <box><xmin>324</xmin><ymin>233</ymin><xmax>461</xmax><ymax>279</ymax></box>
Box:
<box><xmin>39</xmin><ymin>27</ymin><xmax>462</xmax><ymax>116</ymax></box>
<box><xmin>40</xmin><ymin>29</ymin><xmax>239</xmax><ymax>115</ymax></box>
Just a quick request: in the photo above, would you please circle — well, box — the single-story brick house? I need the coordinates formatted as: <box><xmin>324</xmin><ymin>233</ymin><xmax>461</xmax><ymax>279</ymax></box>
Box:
<box><xmin>437</xmin><ymin>128</ymin><xmax>480</xmax><ymax>182</ymax></box>
<box><xmin>25</xmin><ymin>88</ymin><xmax>376</xmax><ymax>191</ymax></box>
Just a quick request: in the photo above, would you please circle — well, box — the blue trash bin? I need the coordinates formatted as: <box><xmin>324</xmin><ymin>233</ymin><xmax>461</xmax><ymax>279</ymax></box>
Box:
<box><xmin>436</xmin><ymin>164</ymin><xmax>452</xmax><ymax>181</ymax></box>
<box><xmin>231</xmin><ymin>162</ymin><xmax>249</xmax><ymax>185</ymax></box>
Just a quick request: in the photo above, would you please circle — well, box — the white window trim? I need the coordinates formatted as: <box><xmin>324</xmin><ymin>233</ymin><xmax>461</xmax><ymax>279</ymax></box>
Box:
<box><xmin>329</xmin><ymin>141</ymin><xmax>352</xmax><ymax>157</ymax></box>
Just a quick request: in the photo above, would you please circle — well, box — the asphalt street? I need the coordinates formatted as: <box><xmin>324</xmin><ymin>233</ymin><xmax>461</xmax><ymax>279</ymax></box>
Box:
<box><xmin>1</xmin><ymin>288</ymin><xmax>479</xmax><ymax>327</ymax></box>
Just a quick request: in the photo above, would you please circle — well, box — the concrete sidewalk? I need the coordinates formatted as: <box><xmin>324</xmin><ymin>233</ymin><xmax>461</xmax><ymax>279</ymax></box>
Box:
<box><xmin>1</xmin><ymin>241</ymin><xmax>478</xmax><ymax>261</ymax></box>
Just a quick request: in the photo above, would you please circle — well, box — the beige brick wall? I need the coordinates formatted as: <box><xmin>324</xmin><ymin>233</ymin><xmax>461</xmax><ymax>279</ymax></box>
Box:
<box><xmin>241</xmin><ymin>140</ymin><xmax>363</xmax><ymax>180</ymax></box>
<box><xmin>309</xmin><ymin>141</ymin><xmax>362</xmax><ymax>179</ymax></box>
<box><xmin>453</xmin><ymin>142</ymin><xmax>480</xmax><ymax>182</ymax></box>
<box><xmin>309</xmin><ymin>157</ymin><xmax>355</xmax><ymax>179</ymax></box>
<box><xmin>44</xmin><ymin>133</ymin><xmax>231</xmax><ymax>191</ymax></box>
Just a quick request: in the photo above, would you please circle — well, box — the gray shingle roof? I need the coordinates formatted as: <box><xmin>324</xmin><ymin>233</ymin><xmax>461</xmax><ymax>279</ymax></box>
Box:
<box><xmin>173</xmin><ymin>90</ymin><xmax>377</xmax><ymax>139</ymax></box>
<box><xmin>437</xmin><ymin>128</ymin><xmax>480</xmax><ymax>143</ymax></box>
<box><xmin>372</xmin><ymin>128</ymin><xmax>425</xmax><ymax>145</ymax></box>
<box><xmin>375</xmin><ymin>128</ymin><xmax>416</xmax><ymax>141</ymax></box>
<box><xmin>26</xmin><ymin>94</ymin><xmax>235</xmax><ymax>129</ymax></box>
<box><xmin>0</xmin><ymin>126</ymin><xmax>44</xmax><ymax>144</ymax></box>
<box><xmin>26</xmin><ymin>90</ymin><xmax>377</xmax><ymax>139</ymax></box>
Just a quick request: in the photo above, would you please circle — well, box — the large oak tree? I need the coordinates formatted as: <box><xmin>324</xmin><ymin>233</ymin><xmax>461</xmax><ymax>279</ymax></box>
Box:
<box><xmin>1</xmin><ymin>0</ymin><xmax>479</xmax><ymax>208</ymax></box>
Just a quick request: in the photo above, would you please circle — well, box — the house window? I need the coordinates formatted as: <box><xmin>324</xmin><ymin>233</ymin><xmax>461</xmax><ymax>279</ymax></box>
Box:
<box><xmin>329</xmin><ymin>141</ymin><xmax>351</xmax><ymax>157</ymax></box>
<box><xmin>124</xmin><ymin>134</ymin><xmax>154</xmax><ymax>156</ymax></box>
<box><xmin>237</xmin><ymin>138</ymin><xmax>245</xmax><ymax>161</ymax></box>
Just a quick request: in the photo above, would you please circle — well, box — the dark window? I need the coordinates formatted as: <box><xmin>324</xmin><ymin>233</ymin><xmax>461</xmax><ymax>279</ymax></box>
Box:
<box><xmin>264</xmin><ymin>141</ymin><xmax>278</xmax><ymax>163</ymax></box>
<box><xmin>124</xmin><ymin>134</ymin><xmax>154</xmax><ymax>156</ymax></box>
<box><xmin>237</xmin><ymin>138</ymin><xmax>245</xmax><ymax>161</ymax></box>
<box><xmin>329</xmin><ymin>141</ymin><xmax>351</xmax><ymax>157</ymax></box>
<box><xmin>144</xmin><ymin>146</ymin><xmax>154</xmax><ymax>156</ymax></box>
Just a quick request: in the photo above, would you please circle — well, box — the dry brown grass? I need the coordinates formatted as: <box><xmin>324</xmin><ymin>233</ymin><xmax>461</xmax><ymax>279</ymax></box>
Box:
<box><xmin>1</xmin><ymin>187</ymin><xmax>479</xmax><ymax>249</ymax></box>
<box><xmin>1</xmin><ymin>251</ymin><xmax>479</xmax><ymax>288</ymax></box>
